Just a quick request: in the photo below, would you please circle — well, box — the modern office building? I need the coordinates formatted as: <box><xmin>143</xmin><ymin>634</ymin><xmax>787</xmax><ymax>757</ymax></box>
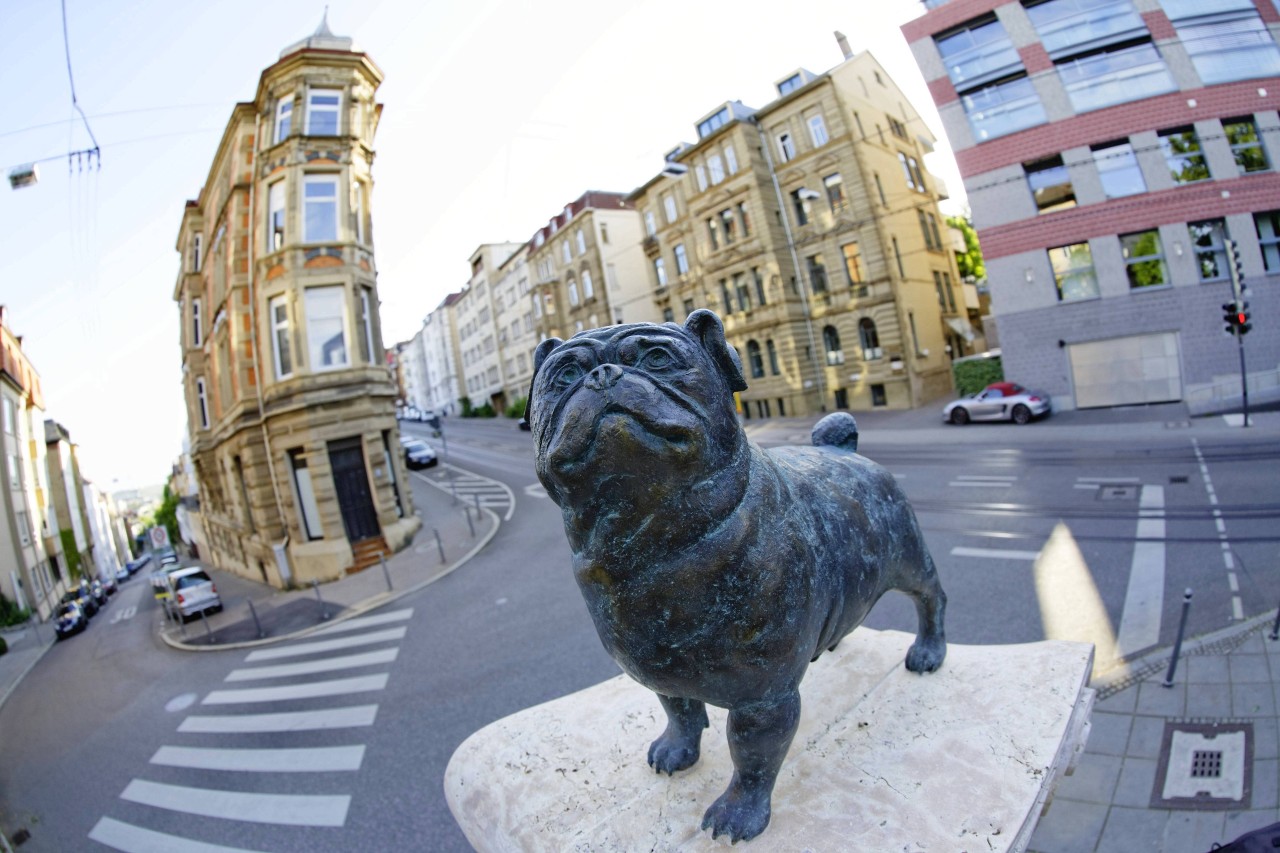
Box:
<box><xmin>173</xmin><ymin>15</ymin><xmax>418</xmax><ymax>588</ymax></box>
<box><xmin>904</xmin><ymin>0</ymin><xmax>1280</xmax><ymax>411</ymax></box>
<box><xmin>631</xmin><ymin>48</ymin><xmax>968</xmax><ymax>417</ymax></box>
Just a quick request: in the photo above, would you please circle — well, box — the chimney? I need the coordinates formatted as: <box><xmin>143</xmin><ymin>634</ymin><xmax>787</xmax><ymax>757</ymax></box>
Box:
<box><xmin>835</xmin><ymin>31</ymin><xmax>853</xmax><ymax>60</ymax></box>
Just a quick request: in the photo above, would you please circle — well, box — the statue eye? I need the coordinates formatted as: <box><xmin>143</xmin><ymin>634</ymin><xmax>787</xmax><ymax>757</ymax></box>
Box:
<box><xmin>554</xmin><ymin>362</ymin><xmax>585</xmax><ymax>387</ymax></box>
<box><xmin>641</xmin><ymin>348</ymin><xmax>675</xmax><ymax>370</ymax></box>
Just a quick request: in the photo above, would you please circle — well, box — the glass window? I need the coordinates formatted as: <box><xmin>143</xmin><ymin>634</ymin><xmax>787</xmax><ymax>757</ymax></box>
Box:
<box><xmin>754</xmin><ymin>268</ymin><xmax>767</xmax><ymax>306</ymax></box>
<box><xmin>734</xmin><ymin>272</ymin><xmax>752</xmax><ymax>312</ymax></box>
<box><xmin>562</xmin><ymin>241</ymin><xmax>572</xmax><ymax>265</ymax></box>
<box><xmin>582</xmin><ymin>270</ymin><xmax>594</xmax><ymax>299</ymax></box>
<box><xmin>1160</xmin><ymin>128</ymin><xmax>1210</xmax><ymax>184</ymax></box>
<box><xmin>808</xmin><ymin>254</ymin><xmax>828</xmax><ymax>293</ymax></box>
<box><xmin>808</xmin><ymin>115</ymin><xmax>829</xmax><ymax>148</ymax></box>
<box><xmin>1026</xmin><ymin>155</ymin><xmax>1077</xmax><ymax>212</ymax></box>
<box><xmin>575</xmin><ymin>230</ymin><xmax>586</xmax><ymax>255</ymax></box>
<box><xmin>777</xmin><ymin>132</ymin><xmax>796</xmax><ymax>162</ymax></box>
<box><xmin>663</xmin><ymin>194</ymin><xmax>678</xmax><ymax>224</ymax></box>
<box><xmin>191</xmin><ymin>298</ymin><xmax>202</xmax><ymax>347</ymax></box>
<box><xmin>196</xmin><ymin>378</ymin><xmax>209</xmax><ymax>429</ymax></box>
<box><xmin>192</xmin><ymin>233</ymin><xmax>202</xmax><ymax>272</ymax></box>
<box><xmin>360</xmin><ymin>288</ymin><xmax>375</xmax><ymax>363</ymax></box>
<box><xmin>935</xmin><ymin>17</ymin><xmax>1022</xmax><ymax>88</ymax></box>
<box><xmin>919</xmin><ymin>210</ymin><xmax>937</xmax><ymax>250</ymax></box>
<box><xmin>1120</xmin><ymin>230</ymin><xmax>1169</xmax><ymax>288</ymax></box>
<box><xmin>306</xmin><ymin>89</ymin><xmax>342</xmax><ymax>136</ymax></box>
<box><xmin>747</xmin><ymin>341</ymin><xmax>765</xmax><ymax>378</ymax></box>
<box><xmin>270</xmin><ymin>296</ymin><xmax>292</xmax><ymax>378</ymax></box>
<box><xmin>1092</xmin><ymin>140</ymin><xmax>1146</xmax><ymax>197</ymax></box>
<box><xmin>823</xmin><ymin>326</ymin><xmax>844</xmax><ymax>365</ymax></box>
<box><xmin>1224</xmin><ymin>118</ymin><xmax>1268</xmax><ymax>174</ymax></box>
<box><xmin>767</xmin><ymin>340</ymin><xmax>780</xmax><ymax>375</ymax></box>
<box><xmin>674</xmin><ymin>244</ymin><xmax>689</xmax><ymax>275</ymax></box>
<box><xmin>1025</xmin><ymin>0</ymin><xmax>1146</xmax><ymax>57</ymax></box>
<box><xmin>568</xmin><ymin>280</ymin><xmax>579</xmax><ymax>307</ymax></box>
<box><xmin>1188</xmin><ymin>219</ymin><xmax>1228</xmax><ymax>281</ymax></box>
<box><xmin>643</xmin><ymin>211</ymin><xmax>656</xmax><ymax>237</ymax></box>
<box><xmin>1173</xmin><ymin>12</ymin><xmax>1280</xmax><ymax>85</ymax></box>
<box><xmin>303</xmin><ymin>175</ymin><xmax>338</xmax><ymax>242</ymax></box>
<box><xmin>352</xmin><ymin>181</ymin><xmax>369</xmax><ymax>245</ymax></box>
<box><xmin>738</xmin><ymin>202</ymin><xmax>752</xmax><ymax>237</ymax></box>
<box><xmin>1255</xmin><ymin>210</ymin><xmax>1280</xmax><ymax>271</ymax></box>
<box><xmin>304</xmin><ymin>286</ymin><xmax>349</xmax><ymax>369</ymax></box>
<box><xmin>707</xmin><ymin>217</ymin><xmax>720</xmax><ymax>250</ymax></box>
<box><xmin>1048</xmin><ymin>242</ymin><xmax>1100</xmax><ymax>300</ymax></box>
<box><xmin>962</xmin><ymin>76</ymin><xmax>1049</xmax><ymax>141</ymax></box>
<box><xmin>842</xmin><ymin>242</ymin><xmax>864</xmax><ymax>287</ymax></box>
<box><xmin>1057</xmin><ymin>42</ymin><xmax>1175</xmax><ymax>113</ymax></box>
<box><xmin>1</xmin><ymin>398</ymin><xmax>11</xmax><ymax>435</ymax></box>
<box><xmin>708</xmin><ymin>154</ymin><xmax>725</xmax><ymax>184</ymax></box>
<box><xmin>654</xmin><ymin>257</ymin><xmax>668</xmax><ymax>287</ymax></box>
<box><xmin>791</xmin><ymin>190</ymin><xmax>809</xmax><ymax>226</ymax></box>
<box><xmin>268</xmin><ymin>181</ymin><xmax>286</xmax><ymax>250</ymax></box>
<box><xmin>859</xmin><ymin>319</ymin><xmax>882</xmax><ymax>359</ymax></box>
<box><xmin>725</xmin><ymin>146</ymin><xmax>738</xmax><ymax>174</ymax></box>
<box><xmin>694</xmin><ymin>165</ymin><xmax>708</xmax><ymax>192</ymax></box>
<box><xmin>824</xmin><ymin>173</ymin><xmax>848</xmax><ymax>214</ymax></box>
<box><xmin>721</xmin><ymin>280</ymin><xmax>735</xmax><ymax>314</ymax></box>
<box><xmin>275</xmin><ymin>95</ymin><xmax>293</xmax><ymax>143</ymax></box>
<box><xmin>720</xmin><ymin>209</ymin><xmax>736</xmax><ymax>244</ymax></box>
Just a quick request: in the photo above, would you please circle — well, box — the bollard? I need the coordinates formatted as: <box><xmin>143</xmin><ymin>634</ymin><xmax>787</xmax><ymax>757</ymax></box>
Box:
<box><xmin>312</xmin><ymin>578</ymin><xmax>331</xmax><ymax>621</ymax></box>
<box><xmin>1270</xmin><ymin>601</ymin><xmax>1280</xmax><ymax>641</ymax></box>
<box><xmin>473</xmin><ymin>493</ymin><xmax>482</xmax><ymax>517</ymax></box>
<box><xmin>434</xmin><ymin>528</ymin><xmax>446</xmax><ymax>564</ymax></box>
<box><xmin>1162</xmin><ymin>588</ymin><xmax>1193</xmax><ymax>688</ymax></box>
<box><xmin>247</xmin><ymin>599</ymin><xmax>266</xmax><ymax>639</ymax></box>
<box><xmin>465</xmin><ymin>505</ymin><xmax>475</xmax><ymax>538</ymax></box>
<box><xmin>449</xmin><ymin>473</ymin><xmax>459</xmax><ymax>505</ymax></box>
<box><xmin>199</xmin><ymin>609</ymin><xmax>216</xmax><ymax>644</ymax></box>
<box><xmin>379</xmin><ymin>553</ymin><xmax>393</xmax><ymax>592</ymax></box>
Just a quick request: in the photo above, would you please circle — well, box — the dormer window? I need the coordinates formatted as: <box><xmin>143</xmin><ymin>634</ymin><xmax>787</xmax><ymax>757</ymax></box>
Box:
<box><xmin>778</xmin><ymin>73</ymin><xmax>804</xmax><ymax>95</ymax></box>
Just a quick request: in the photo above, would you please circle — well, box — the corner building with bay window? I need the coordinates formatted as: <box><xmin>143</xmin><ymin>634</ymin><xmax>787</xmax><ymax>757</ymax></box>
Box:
<box><xmin>174</xmin><ymin>17</ymin><xmax>418</xmax><ymax>589</ymax></box>
<box><xmin>904</xmin><ymin>0</ymin><xmax>1280</xmax><ymax>411</ymax></box>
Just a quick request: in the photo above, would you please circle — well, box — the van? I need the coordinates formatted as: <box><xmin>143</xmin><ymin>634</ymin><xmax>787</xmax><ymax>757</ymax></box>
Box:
<box><xmin>166</xmin><ymin>567</ymin><xmax>222</xmax><ymax>622</ymax></box>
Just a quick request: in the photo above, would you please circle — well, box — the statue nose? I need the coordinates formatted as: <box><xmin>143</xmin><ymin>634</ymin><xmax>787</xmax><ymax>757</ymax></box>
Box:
<box><xmin>584</xmin><ymin>363</ymin><xmax>623</xmax><ymax>391</ymax></box>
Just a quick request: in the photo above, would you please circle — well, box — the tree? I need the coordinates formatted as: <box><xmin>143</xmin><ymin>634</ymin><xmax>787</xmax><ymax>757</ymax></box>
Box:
<box><xmin>153</xmin><ymin>482</ymin><xmax>180</xmax><ymax>551</ymax></box>
<box><xmin>947</xmin><ymin>215</ymin><xmax>986</xmax><ymax>282</ymax></box>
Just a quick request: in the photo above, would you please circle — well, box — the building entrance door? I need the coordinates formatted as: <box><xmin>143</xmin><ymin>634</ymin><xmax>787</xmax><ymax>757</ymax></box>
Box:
<box><xmin>327</xmin><ymin>438</ymin><xmax>381</xmax><ymax>543</ymax></box>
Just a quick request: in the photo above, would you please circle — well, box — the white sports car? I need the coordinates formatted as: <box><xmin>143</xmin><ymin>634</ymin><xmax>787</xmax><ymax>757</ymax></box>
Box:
<box><xmin>943</xmin><ymin>382</ymin><xmax>1052</xmax><ymax>425</ymax></box>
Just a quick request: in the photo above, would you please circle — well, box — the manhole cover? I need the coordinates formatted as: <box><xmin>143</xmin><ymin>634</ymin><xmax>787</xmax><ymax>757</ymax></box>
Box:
<box><xmin>1151</xmin><ymin>721</ymin><xmax>1252</xmax><ymax>810</ymax></box>
<box><xmin>1098</xmin><ymin>485</ymin><xmax>1139</xmax><ymax>500</ymax></box>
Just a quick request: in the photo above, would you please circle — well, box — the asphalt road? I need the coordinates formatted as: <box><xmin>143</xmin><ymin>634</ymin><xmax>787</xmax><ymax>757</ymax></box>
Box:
<box><xmin>1</xmin><ymin>411</ymin><xmax>1276</xmax><ymax>851</ymax></box>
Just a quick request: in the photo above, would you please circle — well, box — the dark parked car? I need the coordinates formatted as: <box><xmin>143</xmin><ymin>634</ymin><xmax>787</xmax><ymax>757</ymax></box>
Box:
<box><xmin>943</xmin><ymin>382</ymin><xmax>1052</xmax><ymax>425</ymax></box>
<box><xmin>90</xmin><ymin>580</ymin><xmax>108</xmax><ymax>606</ymax></box>
<box><xmin>54</xmin><ymin>602</ymin><xmax>89</xmax><ymax>639</ymax></box>
<box><xmin>60</xmin><ymin>586</ymin><xmax>97</xmax><ymax>618</ymax></box>
<box><xmin>402</xmin><ymin>439</ymin><xmax>439</xmax><ymax>470</ymax></box>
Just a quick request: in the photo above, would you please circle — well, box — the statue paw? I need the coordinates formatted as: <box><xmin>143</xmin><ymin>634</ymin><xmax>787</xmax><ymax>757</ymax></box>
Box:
<box><xmin>905</xmin><ymin>637</ymin><xmax>946</xmax><ymax>673</ymax></box>
<box><xmin>647</xmin><ymin>733</ymin><xmax>700</xmax><ymax>775</ymax></box>
<box><xmin>700</xmin><ymin>788</ymin><xmax>771</xmax><ymax>842</ymax></box>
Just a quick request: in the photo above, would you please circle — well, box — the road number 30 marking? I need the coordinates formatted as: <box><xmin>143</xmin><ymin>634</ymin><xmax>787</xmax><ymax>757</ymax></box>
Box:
<box><xmin>109</xmin><ymin>606</ymin><xmax>137</xmax><ymax>624</ymax></box>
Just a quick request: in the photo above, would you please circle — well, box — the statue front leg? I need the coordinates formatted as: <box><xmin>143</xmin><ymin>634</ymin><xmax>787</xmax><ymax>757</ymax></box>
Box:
<box><xmin>648</xmin><ymin>694</ymin><xmax>708</xmax><ymax>775</ymax></box>
<box><xmin>702</xmin><ymin>691</ymin><xmax>800</xmax><ymax>842</ymax></box>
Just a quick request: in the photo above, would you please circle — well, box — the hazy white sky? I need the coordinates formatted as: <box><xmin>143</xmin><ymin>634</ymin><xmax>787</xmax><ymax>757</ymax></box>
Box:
<box><xmin>0</xmin><ymin>0</ymin><xmax>963</xmax><ymax>491</ymax></box>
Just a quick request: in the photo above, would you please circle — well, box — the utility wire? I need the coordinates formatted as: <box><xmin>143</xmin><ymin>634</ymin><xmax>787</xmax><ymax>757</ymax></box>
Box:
<box><xmin>60</xmin><ymin>0</ymin><xmax>100</xmax><ymax>164</ymax></box>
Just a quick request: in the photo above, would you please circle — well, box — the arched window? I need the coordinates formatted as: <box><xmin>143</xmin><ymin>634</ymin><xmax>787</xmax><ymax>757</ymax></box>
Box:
<box><xmin>766</xmin><ymin>339</ymin><xmax>780</xmax><ymax>375</ymax></box>
<box><xmin>859</xmin><ymin>318</ymin><xmax>882</xmax><ymax>359</ymax></box>
<box><xmin>746</xmin><ymin>340</ymin><xmax>765</xmax><ymax>378</ymax></box>
<box><xmin>581</xmin><ymin>269</ymin><xmax>594</xmax><ymax>299</ymax></box>
<box><xmin>567</xmin><ymin>277</ymin><xmax>579</xmax><ymax>307</ymax></box>
<box><xmin>823</xmin><ymin>325</ymin><xmax>843</xmax><ymax>365</ymax></box>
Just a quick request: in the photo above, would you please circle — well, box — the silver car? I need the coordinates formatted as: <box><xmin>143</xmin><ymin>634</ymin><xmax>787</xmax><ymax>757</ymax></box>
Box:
<box><xmin>943</xmin><ymin>382</ymin><xmax>1051</xmax><ymax>425</ymax></box>
<box><xmin>166</xmin><ymin>567</ymin><xmax>222</xmax><ymax>622</ymax></box>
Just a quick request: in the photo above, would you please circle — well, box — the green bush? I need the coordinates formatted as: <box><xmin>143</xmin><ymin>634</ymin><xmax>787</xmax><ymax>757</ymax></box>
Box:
<box><xmin>505</xmin><ymin>396</ymin><xmax>528</xmax><ymax>419</ymax></box>
<box><xmin>953</xmin><ymin>355</ymin><xmax>1004</xmax><ymax>396</ymax></box>
<box><xmin>0</xmin><ymin>594</ymin><xmax>30</xmax><ymax>629</ymax></box>
<box><xmin>475</xmin><ymin>403</ymin><xmax>496</xmax><ymax>418</ymax></box>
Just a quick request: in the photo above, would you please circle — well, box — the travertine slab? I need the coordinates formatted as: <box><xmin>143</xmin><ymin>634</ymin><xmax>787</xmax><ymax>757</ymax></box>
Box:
<box><xmin>445</xmin><ymin>629</ymin><xmax>1094</xmax><ymax>852</ymax></box>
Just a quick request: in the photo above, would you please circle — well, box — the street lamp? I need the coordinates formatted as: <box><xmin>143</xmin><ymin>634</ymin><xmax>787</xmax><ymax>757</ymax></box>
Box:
<box><xmin>750</xmin><ymin>116</ymin><xmax>828</xmax><ymax>414</ymax></box>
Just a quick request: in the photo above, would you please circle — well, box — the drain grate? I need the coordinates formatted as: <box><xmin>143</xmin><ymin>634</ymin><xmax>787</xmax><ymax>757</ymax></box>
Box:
<box><xmin>1151</xmin><ymin>721</ymin><xmax>1252</xmax><ymax>810</ymax></box>
<box><xmin>1169</xmin><ymin>475</ymin><xmax>1190</xmax><ymax>484</ymax></box>
<box><xmin>1099</xmin><ymin>485</ymin><xmax>1139</xmax><ymax>500</ymax></box>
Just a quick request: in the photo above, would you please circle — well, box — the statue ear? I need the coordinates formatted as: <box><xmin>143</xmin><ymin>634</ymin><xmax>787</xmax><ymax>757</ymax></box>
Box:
<box><xmin>524</xmin><ymin>337</ymin><xmax>563</xmax><ymax>423</ymax></box>
<box><xmin>684</xmin><ymin>309</ymin><xmax>747</xmax><ymax>393</ymax></box>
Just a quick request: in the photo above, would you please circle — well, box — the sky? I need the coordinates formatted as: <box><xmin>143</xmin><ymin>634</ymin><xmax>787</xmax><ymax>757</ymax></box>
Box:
<box><xmin>0</xmin><ymin>0</ymin><xmax>964</xmax><ymax>492</ymax></box>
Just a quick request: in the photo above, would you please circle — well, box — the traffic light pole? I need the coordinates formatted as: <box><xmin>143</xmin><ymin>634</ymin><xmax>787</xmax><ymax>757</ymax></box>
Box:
<box><xmin>1226</xmin><ymin>238</ymin><xmax>1250</xmax><ymax>428</ymax></box>
<box><xmin>1237</xmin><ymin>331</ymin><xmax>1250</xmax><ymax>428</ymax></box>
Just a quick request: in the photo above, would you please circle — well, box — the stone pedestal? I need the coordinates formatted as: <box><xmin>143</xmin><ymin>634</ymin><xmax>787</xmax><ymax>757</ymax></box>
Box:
<box><xmin>445</xmin><ymin>629</ymin><xmax>1094</xmax><ymax>852</ymax></box>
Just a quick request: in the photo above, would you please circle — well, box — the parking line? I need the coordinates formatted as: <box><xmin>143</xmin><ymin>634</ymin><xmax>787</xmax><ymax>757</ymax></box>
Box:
<box><xmin>120</xmin><ymin>779</ymin><xmax>349</xmax><ymax>827</ymax></box>
<box><xmin>203</xmin><ymin>674</ymin><xmax>388</xmax><ymax>705</ymax></box>
<box><xmin>88</xmin><ymin>816</ymin><xmax>262</xmax><ymax>852</ymax></box>
<box><xmin>225</xmin><ymin>649</ymin><xmax>398</xmax><ymax>682</ymax></box>
<box><xmin>244</xmin><ymin>627</ymin><xmax>406</xmax><ymax>662</ymax></box>
<box><xmin>179</xmin><ymin>705</ymin><xmax>379</xmax><ymax>734</ymax></box>
<box><xmin>150</xmin><ymin>745</ymin><xmax>365</xmax><ymax>773</ymax></box>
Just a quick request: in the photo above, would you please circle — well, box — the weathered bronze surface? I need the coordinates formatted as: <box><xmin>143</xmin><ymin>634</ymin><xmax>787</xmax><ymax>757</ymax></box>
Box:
<box><xmin>528</xmin><ymin>310</ymin><xmax>947</xmax><ymax>842</ymax></box>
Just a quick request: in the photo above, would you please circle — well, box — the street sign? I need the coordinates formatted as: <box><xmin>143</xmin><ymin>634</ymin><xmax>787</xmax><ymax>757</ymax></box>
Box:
<box><xmin>149</xmin><ymin>526</ymin><xmax>170</xmax><ymax>549</ymax></box>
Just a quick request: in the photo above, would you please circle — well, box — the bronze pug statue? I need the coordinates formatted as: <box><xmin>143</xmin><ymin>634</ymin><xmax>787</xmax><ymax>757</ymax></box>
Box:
<box><xmin>527</xmin><ymin>310</ymin><xmax>947</xmax><ymax>842</ymax></box>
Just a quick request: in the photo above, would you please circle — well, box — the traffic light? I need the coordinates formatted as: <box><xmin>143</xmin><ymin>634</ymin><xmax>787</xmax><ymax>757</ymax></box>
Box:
<box><xmin>1224</xmin><ymin>301</ymin><xmax>1240</xmax><ymax>334</ymax></box>
<box><xmin>1238</xmin><ymin>301</ymin><xmax>1251</xmax><ymax>336</ymax></box>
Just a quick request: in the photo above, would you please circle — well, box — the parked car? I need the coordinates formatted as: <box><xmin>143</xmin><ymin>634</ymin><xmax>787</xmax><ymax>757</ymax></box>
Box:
<box><xmin>943</xmin><ymin>382</ymin><xmax>1052</xmax><ymax>426</ymax></box>
<box><xmin>60</xmin><ymin>586</ymin><xmax>97</xmax><ymax>618</ymax></box>
<box><xmin>125</xmin><ymin>555</ymin><xmax>150</xmax><ymax>575</ymax></box>
<box><xmin>90</xmin><ymin>580</ymin><xmax>108</xmax><ymax>606</ymax></box>
<box><xmin>99</xmin><ymin>573</ymin><xmax>118</xmax><ymax>595</ymax></box>
<box><xmin>115</xmin><ymin>565</ymin><xmax>130</xmax><ymax>582</ymax></box>
<box><xmin>402</xmin><ymin>439</ymin><xmax>439</xmax><ymax>470</ymax></box>
<box><xmin>156</xmin><ymin>547</ymin><xmax>179</xmax><ymax>567</ymax></box>
<box><xmin>166</xmin><ymin>567</ymin><xmax>222</xmax><ymax>622</ymax></box>
<box><xmin>54</xmin><ymin>602</ymin><xmax>89</xmax><ymax>639</ymax></box>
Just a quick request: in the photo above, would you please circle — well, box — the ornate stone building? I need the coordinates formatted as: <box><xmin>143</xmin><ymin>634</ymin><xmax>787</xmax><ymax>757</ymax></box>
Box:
<box><xmin>173</xmin><ymin>17</ymin><xmax>418</xmax><ymax>588</ymax></box>
<box><xmin>631</xmin><ymin>50</ymin><xmax>967</xmax><ymax>417</ymax></box>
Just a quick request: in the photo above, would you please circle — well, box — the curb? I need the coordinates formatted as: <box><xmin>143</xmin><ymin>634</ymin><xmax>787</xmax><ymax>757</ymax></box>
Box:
<box><xmin>158</xmin><ymin>505</ymin><xmax>501</xmax><ymax>652</ymax></box>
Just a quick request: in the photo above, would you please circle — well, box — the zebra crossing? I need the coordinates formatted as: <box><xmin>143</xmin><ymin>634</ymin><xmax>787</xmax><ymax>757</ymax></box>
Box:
<box><xmin>88</xmin><ymin>608</ymin><xmax>413</xmax><ymax>851</ymax></box>
<box><xmin>413</xmin><ymin>462</ymin><xmax>515</xmax><ymax>520</ymax></box>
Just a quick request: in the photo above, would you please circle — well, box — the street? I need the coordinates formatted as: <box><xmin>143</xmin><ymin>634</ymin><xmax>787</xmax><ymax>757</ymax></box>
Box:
<box><xmin>0</xmin><ymin>411</ymin><xmax>1277</xmax><ymax>851</ymax></box>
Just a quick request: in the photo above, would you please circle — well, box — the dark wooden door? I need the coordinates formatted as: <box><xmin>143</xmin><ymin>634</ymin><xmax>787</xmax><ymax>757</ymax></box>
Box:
<box><xmin>327</xmin><ymin>439</ymin><xmax>380</xmax><ymax>543</ymax></box>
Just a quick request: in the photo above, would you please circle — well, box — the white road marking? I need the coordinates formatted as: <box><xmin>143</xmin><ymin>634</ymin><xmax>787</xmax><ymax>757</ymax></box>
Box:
<box><xmin>179</xmin><ymin>705</ymin><xmax>379</xmax><ymax>734</ymax></box>
<box><xmin>1116</xmin><ymin>485</ymin><xmax>1165</xmax><ymax>658</ymax></box>
<box><xmin>150</xmin><ymin>745</ymin><xmax>365</xmax><ymax>773</ymax></box>
<box><xmin>308</xmin><ymin>608</ymin><xmax>412</xmax><ymax>638</ymax></box>
<box><xmin>203</xmin><ymin>674</ymin><xmax>388</xmax><ymax>705</ymax></box>
<box><xmin>244</xmin><ymin>627</ymin><xmax>406</xmax><ymax>662</ymax></box>
<box><xmin>951</xmin><ymin>546</ymin><xmax>1041</xmax><ymax>561</ymax></box>
<box><xmin>225</xmin><ymin>649</ymin><xmax>398</xmax><ymax>682</ymax></box>
<box><xmin>109</xmin><ymin>605</ymin><xmax>138</xmax><ymax>624</ymax></box>
<box><xmin>415</xmin><ymin>462</ymin><xmax>516</xmax><ymax>521</ymax></box>
<box><xmin>119</xmin><ymin>780</ymin><xmax>349</xmax><ymax>827</ymax></box>
<box><xmin>1194</xmin><ymin>437</ymin><xmax>1243</xmax><ymax>620</ymax></box>
<box><xmin>88</xmin><ymin>816</ymin><xmax>262</xmax><ymax>852</ymax></box>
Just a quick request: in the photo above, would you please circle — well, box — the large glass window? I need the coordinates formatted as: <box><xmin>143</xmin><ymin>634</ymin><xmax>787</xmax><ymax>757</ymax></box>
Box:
<box><xmin>1057</xmin><ymin>42</ymin><xmax>1175</xmax><ymax>113</ymax></box>
<box><xmin>1170</xmin><ymin>9</ymin><xmax>1280</xmax><ymax>85</ymax></box>
<box><xmin>1025</xmin><ymin>155</ymin><xmax>1077</xmax><ymax>213</ymax></box>
<box><xmin>268</xmin><ymin>181</ymin><xmax>286</xmax><ymax>250</ymax></box>
<box><xmin>674</xmin><ymin>244</ymin><xmax>689</xmax><ymax>275</ymax></box>
<box><xmin>304</xmin><ymin>286</ymin><xmax>349</xmax><ymax>369</ymax></box>
<box><xmin>1120</xmin><ymin>230</ymin><xmax>1169</xmax><ymax>289</ymax></box>
<box><xmin>859</xmin><ymin>319</ymin><xmax>882</xmax><ymax>360</ymax></box>
<box><xmin>303</xmin><ymin>175</ymin><xmax>338</xmax><ymax>242</ymax></box>
<box><xmin>306</xmin><ymin>89</ymin><xmax>342</xmax><ymax>136</ymax></box>
<box><xmin>962</xmin><ymin>77</ymin><xmax>1048</xmax><ymax>141</ymax></box>
<box><xmin>842</xmin><ymin>242</ymin><xmax>864</xmax><ymax>288</ymax></box>
<box><xmin>1092</xmin><ymin>140</ymin><xmax>1146</xmax><ymax>197</ymax></box>
<box><xmin>1159</xmin><ymin>128</ymin><xmax>1210</xmax><ymax>184</ymax></box>
<box><xmin>1224</xmin><ymin>118</ymin><xmax>1269</xmax><ymax>174</ymax></box>
<box><xmin>1188</xmin><ymin>220</ymin><xmax>1228</xmax><ymax>282</ymax></box>
<box><xmin>808</xmin><ymin>254</ymin><xmax>828</xmax><ymax>293</ymax></box>
<box><xmin>747</xmin><ymin>341</ymin><xmax>765</xmax><ymax>378</ymax></box>
<box><xmin>1024</xmin><ymin>0</ymin><xmax>1146</xmax><ymax>57</ymax></box>
<box><xmin>1255</xmin><ymin>210</ymin><xmax>1280</xmax><ymax>271</ymax></box>
<box><xmin>935</xmin><ymin>17</ymin><xmax>1021</xmax><ymax>88</ymax></box>
<box><xmin>808</xmin><ymin>115</ymin><xmax>829</xmax><ymax>148</ymax></box>
<box><xmin>1048</xmin><ymin>242</ymin><xmax>1099</xmax><ymax>301</ymax></box>
<box><xmin>823</xmin><ymin>326</ymin><xmax>844</xmax><ymax>365</ymax></box>
<box><xmin>776</xmin><ymin>132</ymin><xmax>796</xmax><ymax>162</ymax></box>
<box><xmin>274</xmin><ymin>95</ymin><xmax>293</xmax><ymax>143</ymax></box>
<box><xmin>270</xmin><ymin>295</ymin><xmax>293</xmax><ymax>378</ymax></box>
<box><xmin>824</xmin><ymin>173</ymin><xmax>848</xmax><ymax>214</ymax></box>
<box><xmin>708</xmin><ymin>154</ymin><xmax>725</xmax><ymax>184</ymax></box>
<box><xmin>289</xmin><ymin>449</ymin><xmax>323</xmax><ymax>540</ymax></box>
